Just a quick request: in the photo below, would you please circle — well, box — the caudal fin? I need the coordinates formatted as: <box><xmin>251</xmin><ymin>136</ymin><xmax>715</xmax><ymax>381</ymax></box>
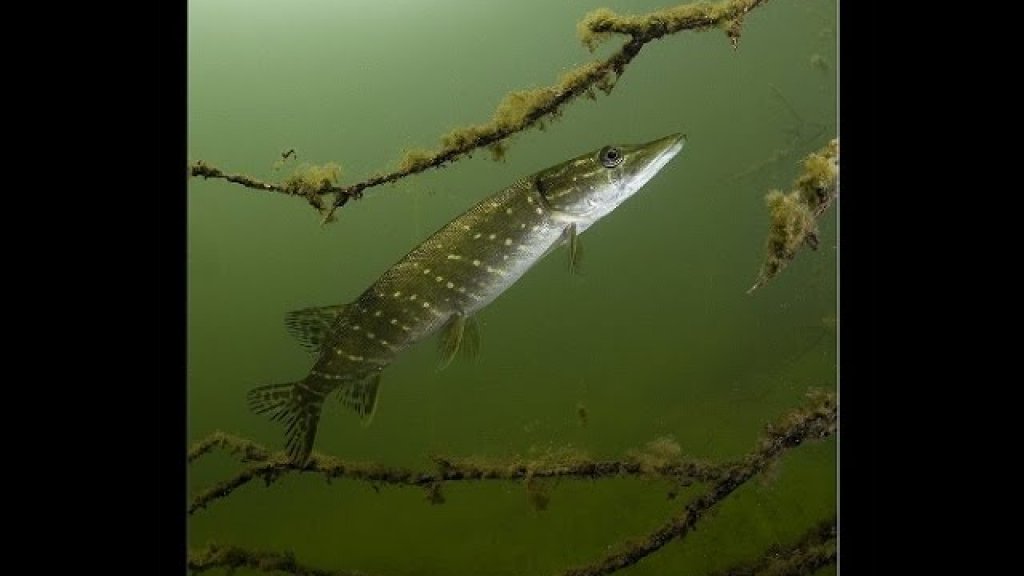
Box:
<box><xmin>247</xmin><ymin>379</ymin><xmax>325</xmax><ymax>465</ymax></box>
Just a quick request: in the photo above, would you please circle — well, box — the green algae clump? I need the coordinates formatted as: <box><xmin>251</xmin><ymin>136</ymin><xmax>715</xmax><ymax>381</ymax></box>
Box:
<box><xmin>627</xmin><ymin>435</ymin><xmax>683</xmax><ymax>474</ymax></box>
<box><xmin>282</xmin><ymin>162</ymin><xmax>342</xmax><ymax>213</ymax></box>
<box><xmin>398</xmin><ymin>148</ymin><xmax>434</xmax><ymax>173</ymax></box>
<box><xmin>577</xmin><ymin>7</ymin><xmax>618</xmax><ymax>51</ymax></box>
<box><xmin>283</xmin><ymin>162</ymin><xmax>341</xmax><ymax>196</ymax></box>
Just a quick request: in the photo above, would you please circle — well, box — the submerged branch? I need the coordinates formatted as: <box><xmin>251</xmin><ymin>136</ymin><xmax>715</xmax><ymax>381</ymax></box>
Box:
<box><xmin>748</xmin><ymin>138</ymin><xmax>839</xmax><ymax>293</ymax></box>
<box><xmin>560</xmin><ymin>389</ymin><xmax>836</xmax><ymax>576</ymax></box>
<box><xmin>189</xmin><ymin>0</ymin><xmax>776</xmax><ymax>222</ymax></box>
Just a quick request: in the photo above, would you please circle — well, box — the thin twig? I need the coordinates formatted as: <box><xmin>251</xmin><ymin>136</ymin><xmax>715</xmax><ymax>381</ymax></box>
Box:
<box><xmin>725</xmin><ymin>123</ymin><xmax>826</xmax><ymax>184</ymax></box>
<box><xmin>187</xmin><ymin>430</ymin><xmax>271</xmax><ymax>464</ymax></box>
<box><xmin>768</xmin><ymin>83</ymin><xmax>806</xmax><ymax>126</ymax></box>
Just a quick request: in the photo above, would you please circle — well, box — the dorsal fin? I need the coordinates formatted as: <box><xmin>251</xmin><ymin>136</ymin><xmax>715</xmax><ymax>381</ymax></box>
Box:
<box><xmin>284</xmin><ymin>304</ymin><xmax>348</xmax><ymax>353</ymax></box>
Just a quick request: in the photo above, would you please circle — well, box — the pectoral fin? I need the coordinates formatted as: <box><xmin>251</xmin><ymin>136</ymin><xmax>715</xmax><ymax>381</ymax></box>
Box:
<box><xmin>567</xmin><ymin>223</ymin><xmax>583</xmax><ymax>275</ymax></box>
<box><xmin>438</xmin><ymin>313</ymin><xmax>480</xmax><ymax>369</ymax></box>
<box><xmin>284</xmin><ymin>304</ymin><xmax>348</xmax><ymax>353</ymax></box>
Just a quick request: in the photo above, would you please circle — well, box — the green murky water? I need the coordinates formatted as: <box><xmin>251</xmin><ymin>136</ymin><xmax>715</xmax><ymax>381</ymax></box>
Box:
<box><xmin>188</xmin><ymin>0</ymin><xmax>837</xmax><ymax>574</ymax></box>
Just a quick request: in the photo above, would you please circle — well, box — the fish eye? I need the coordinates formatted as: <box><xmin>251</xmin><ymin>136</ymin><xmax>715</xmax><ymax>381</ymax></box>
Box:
<box><xmin>599</xmin><ymin>146</ymin><xmax>623</xmax><ymax>168</ymax></box>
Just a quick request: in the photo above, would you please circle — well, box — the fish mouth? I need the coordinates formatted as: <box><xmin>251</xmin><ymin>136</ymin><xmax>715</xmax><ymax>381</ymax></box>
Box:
<box><xmin>630</xmin><ymin>133</ymin><xmax>686</xmax><ymax>188</ymax></box>
<box><xmin>646</xmin><ymin>132</ymin><xmax>686</xmax><ymax>166</ymax></box>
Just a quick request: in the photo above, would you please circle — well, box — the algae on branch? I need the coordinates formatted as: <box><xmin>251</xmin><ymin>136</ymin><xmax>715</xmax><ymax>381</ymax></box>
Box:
<box><xmin>282</xmin><ymin>162</ymin><xmax>343</xmax><ymax>213</ymax></box>
<box><xmin>750</xmin><ymin>139</ymin><xmax>838</xmax><ymax>293</ymax></box>
<box><xmin>283</xmin><ymin>162</ymin><xmax>342</xmax><ymax>197</ymax></box>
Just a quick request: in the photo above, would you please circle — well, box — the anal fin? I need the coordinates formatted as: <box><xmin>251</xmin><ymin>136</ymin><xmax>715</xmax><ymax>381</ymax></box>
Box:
<box><xmin>284</xmin><ymin>304</ymin><xmax>348</xmax><ymax>353</ymax></box>
<box><xmin>438</xmin><ymin>313</ymin><xmax>480</xmax><ymax>369</ymax></box>
<box><xmin>337</xmin><ymin>372</ymin><xmax>383</xmax><ymax>426</ymax></box>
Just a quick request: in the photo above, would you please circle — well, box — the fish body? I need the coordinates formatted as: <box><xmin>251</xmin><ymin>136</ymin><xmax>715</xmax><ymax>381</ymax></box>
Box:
<box><xmin>249</xmin><ymin>133</ymin><xmax>686</xmax><ymax>462</ymax></box>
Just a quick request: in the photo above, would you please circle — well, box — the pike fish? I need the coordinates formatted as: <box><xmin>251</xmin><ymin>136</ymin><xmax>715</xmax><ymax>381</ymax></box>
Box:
<box><xmin>249</xmin><ymin>133</ymin><xmax>686</xmax><ymax>463</ymax></box>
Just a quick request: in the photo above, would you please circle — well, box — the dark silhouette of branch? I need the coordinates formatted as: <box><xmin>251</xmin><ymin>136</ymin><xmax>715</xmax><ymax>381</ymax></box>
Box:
<box><xmin>188</xmin><ymin>543</ymin><xmax>371</xmax><ymax>576</ymax></box>
<box><xmin>707</xmin><ymin>517</ymin><xmax>837</xmax><ymax>576</ymax></box>
<box><xmin>725</xmin><ymin>83</ymin><xmax>829</xmax><ymax>185</ymax></box>
<box><xmin>187</xmin><ymin>517</ymin><xmax>834</xmax><ymax>576</ymax></box>
<box><xmin>188</xmin><ymin>0</ymin><xmax>774</xmax><ymax>223</ymax></box>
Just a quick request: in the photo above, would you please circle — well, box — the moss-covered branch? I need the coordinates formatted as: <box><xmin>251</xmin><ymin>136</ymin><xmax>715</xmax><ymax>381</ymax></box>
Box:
<box><xmin>188</xmin><ymin>433</ymin><xmax>727</xmax><ymax>515</ymax></box>
<box><xmin>189</xmin><ymin>0</ymin><xmax>776</xmax><ymax>223</ymax></box>
<box><xmin>749</xmin><ymin>138</ymin><xmax>839</xmax><ymax>293</ymax></box>
<box><xmin>559</xmin><ymin>389</ymin><xmax>836</xmax><ymax>576</ymax></box>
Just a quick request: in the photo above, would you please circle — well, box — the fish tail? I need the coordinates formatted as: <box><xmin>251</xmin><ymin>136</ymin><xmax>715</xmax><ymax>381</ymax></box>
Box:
<box><xmin>247</xmin><ymin>377</ymin><xmax>326</xmax><ymax>465</ymax></box>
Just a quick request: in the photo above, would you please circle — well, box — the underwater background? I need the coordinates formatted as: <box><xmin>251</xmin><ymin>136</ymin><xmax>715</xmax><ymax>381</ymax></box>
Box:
<box><xmin>188</xmin><ymin>0</ymin><xmax>838</xmax><ymax>574</ymax></box>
